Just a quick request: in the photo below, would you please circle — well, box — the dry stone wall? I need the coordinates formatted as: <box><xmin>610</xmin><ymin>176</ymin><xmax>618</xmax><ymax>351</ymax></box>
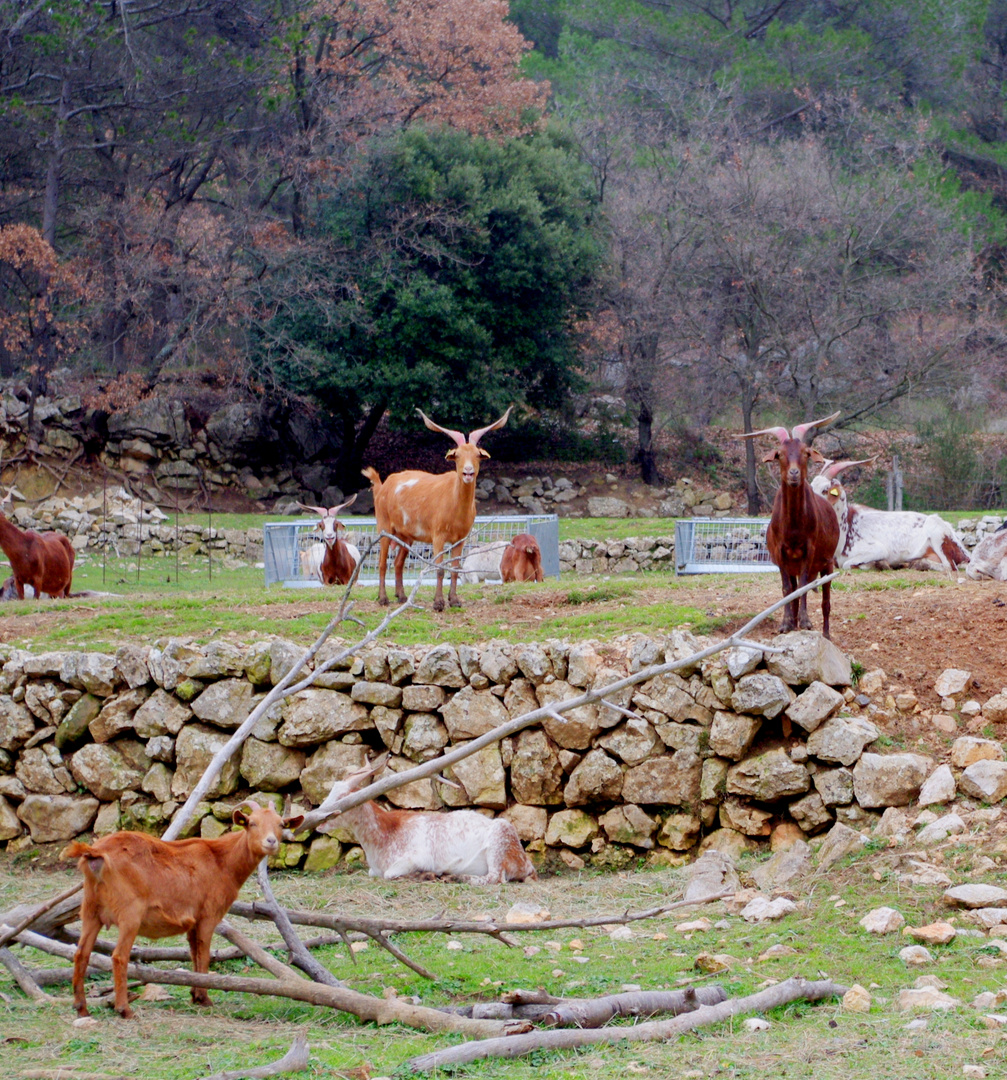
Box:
<box><xmin>0</xmin><ymin>629</ymin><xmax>977</xmax><ymax>872</ymax></box>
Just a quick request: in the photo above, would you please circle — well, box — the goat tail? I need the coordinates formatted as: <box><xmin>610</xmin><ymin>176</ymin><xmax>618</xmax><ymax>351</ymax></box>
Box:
<box><xmin>361</xmin><ymin>466</ymin><xmax>382</xmax><ymax>494</ymax></box>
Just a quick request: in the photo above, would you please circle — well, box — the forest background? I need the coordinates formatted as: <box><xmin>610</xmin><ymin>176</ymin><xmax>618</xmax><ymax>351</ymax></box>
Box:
<box><xmin>4</xmin><ymin>0</ymin><xmax>1007</xmax><ymax>514</ymax></box>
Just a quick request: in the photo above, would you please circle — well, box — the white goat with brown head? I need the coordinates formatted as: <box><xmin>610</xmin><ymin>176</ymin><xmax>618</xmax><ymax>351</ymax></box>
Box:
<box><xmin>297</xmin><ymin>494</ymin><xmax>359</xmax><ymax>585</ymax></box>
<box><xmin>362</xmin><ymin>406</ymin><xmax>512</xmax><ymax>611</ymax></box>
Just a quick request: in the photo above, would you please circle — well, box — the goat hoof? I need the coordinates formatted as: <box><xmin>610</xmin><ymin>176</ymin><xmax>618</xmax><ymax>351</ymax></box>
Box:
<box><xmin>449</xmin><ymin>599</ymin><xmax>462</xmax><ymax>609</ymax></box>
<box><xmin>117</xmin><ymin>1007</ymin><xmax>136</xmax><ymax>1020</ymax></box>
<box><xmin>377</xmin><ymin>596</ymin><xmax>389</xmax><ymax>607</ymax></box>
<box><xmin>432</xmin><ymin>599</ymin><xmax>445</xmax><ymax>613</ymax></box>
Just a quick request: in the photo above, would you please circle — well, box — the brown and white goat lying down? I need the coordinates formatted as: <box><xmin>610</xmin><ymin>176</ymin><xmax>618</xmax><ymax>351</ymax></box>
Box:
<box><xmin>63</xmin><ymin>801</ymin><xmax>302</xmax><ymax>1019</ymax></box>
<box><xmin>327</xmin><ymin>763</ymin><xmax>537</xmax><ymax>884</ymax></box>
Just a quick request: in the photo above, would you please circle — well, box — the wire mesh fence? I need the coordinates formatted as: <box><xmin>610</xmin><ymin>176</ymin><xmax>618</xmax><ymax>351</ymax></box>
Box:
<box><xmin>674</xmin><ymin>517</ymin><xmax>776</xmax><ymax>574</ymax></box>
<box><xmin>264</xmin><ymin>514</ymin><xmax>560</xmax><ymax>587</ymax></box>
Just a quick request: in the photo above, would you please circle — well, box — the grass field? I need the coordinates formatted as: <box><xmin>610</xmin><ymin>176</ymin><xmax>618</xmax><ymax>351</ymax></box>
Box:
<box><xmin>2</xmin><ymin>843</ymin><xmax>1005</xmax><ymax>1079</ymax></box>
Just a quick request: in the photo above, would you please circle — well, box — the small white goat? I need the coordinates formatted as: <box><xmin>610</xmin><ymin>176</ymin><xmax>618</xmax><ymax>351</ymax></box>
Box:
<box><xmin>459</xmin><ymin>540</ymin><xmax>506</xmax><ymax>582</ymax></box>
<box><xmin>325</xmin><ymin>759</ymin><xmax>537</xmax><ymax>885</ymax></box>
<box><xmin>811</xmin><ymin>461</ymin><xmax>969</xmax><ymax>572</ymax></box>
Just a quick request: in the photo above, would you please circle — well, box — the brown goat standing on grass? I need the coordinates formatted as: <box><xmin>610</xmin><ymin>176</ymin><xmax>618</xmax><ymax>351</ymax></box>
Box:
<box><xmin>500</xmin><ymin>533</ymin><xmax>544</xmax><ymax>582</ymax></box>
<box><xmin>0</xmin><ymin>494</ymin><xmax>74</xmax><ymax>598</ymax></box>
<box><xmin>737</xmin><ymin>413</ymin><xmax>841</xmax><ymax>639</ymax></box>
<box><xmin>62</xmin><ymin>801</ymin><xmax>303</xmax><ymax>1019</ymax></box>
<box><xmin>362</xmin><ymin>406</ymin><xmax>512</xmax><ymax>611</ymax></box>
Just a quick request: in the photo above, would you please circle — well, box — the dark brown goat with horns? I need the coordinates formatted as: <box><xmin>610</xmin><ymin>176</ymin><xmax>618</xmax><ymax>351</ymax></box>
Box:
<box><xmin>736</xmin><ymin>413</ymin><xmax>841</xmax><ymax>639</ymax></box>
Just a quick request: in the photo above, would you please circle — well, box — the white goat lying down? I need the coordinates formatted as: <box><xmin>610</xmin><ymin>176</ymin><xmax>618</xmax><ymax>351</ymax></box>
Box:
<box><xmin>325</xmin><ymin>760</ymin><xmax>537</xmax><ymax>884</ymax></box>
<box><xmin>967</xmin><ymin>521</ymin><xmax>1007</xmax><ymax>580</ymax></box>
<box><xmin>459</xmin><ymin>540</ymin><xmax>506</xmax><ymax>582</ymax></box>
<box><xmin>811</xmin><ymin>461</ymin><xmax>969</xmax><ymax>572</ymax></box>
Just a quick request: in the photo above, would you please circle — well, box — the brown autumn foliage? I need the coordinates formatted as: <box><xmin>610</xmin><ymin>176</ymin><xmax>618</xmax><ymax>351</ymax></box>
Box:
<box><xmin>0</xmin><ymin>224</ymin><xmax>86</xmax><ymax>375</ymax></box>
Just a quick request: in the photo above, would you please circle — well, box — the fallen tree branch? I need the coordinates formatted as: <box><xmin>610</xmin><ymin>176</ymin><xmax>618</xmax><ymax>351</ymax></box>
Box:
<box><xmin>0</xmin><ymin>881</ymin><xmax>85</xmax><ymax>948</ymax></box>
<box><xmin>405</xmin><ymin>976</ymin><xmax>847</xmax><ymax>1070</ymax></box>
<box><xmin>11</xmin><ymin>927</ymin><xmax>522</xmax><ymax>1038</ymax></box>
<box><xmin>0</xmin><ymin>945</ymin><xmax>52</xmax><ymax>1003</ymax></box>
<box><xmin>254</xmin><ymin>862</ymin><xmax>344</xmax><ymax>988</ymax></box>
<box><xmin>195</xmin><ymin>1034</ymin><xmax>310</xmax><ymax>1080</ymax></box>
<box><xmin>216</xmin><ymin>921</ymin><xmax>305</xmax><ymax>984</ymax></box>
<box><xmin>229</xmin><ymin>889</ymin><xmax>736</xmax><ymax>941</ymax></box>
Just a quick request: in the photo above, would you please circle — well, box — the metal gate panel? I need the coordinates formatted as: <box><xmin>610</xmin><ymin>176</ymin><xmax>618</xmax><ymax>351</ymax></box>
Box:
<box><xmin>264</xmin><ymin>514</ymin><xmax>560</xmax><ymax>588</ymax></box>
<box><xmin>674</xmin><ymin>517</ymin><xmax>776</xmax><ymax>574</ymax></box>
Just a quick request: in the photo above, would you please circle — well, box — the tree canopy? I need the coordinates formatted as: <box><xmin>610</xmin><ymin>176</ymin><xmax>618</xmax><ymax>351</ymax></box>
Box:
<box><xmin>255</xmin><ymin>126</ymin><xmax>605</xmax><ymax>487</ymax></box>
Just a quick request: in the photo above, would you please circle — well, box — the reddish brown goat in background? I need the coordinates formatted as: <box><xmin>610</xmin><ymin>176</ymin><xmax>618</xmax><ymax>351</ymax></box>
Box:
<box><xmin>736</xmin><ymin>413</ymin><xmax>840</xmax><ymax>639</ymax></box>
<box><xmin>500</xmin><ymin>533</ymin><xmax>544</xmax><ymax>582</ymax></box>
<box><xmin>362</xmin><ymin>406</ymin><xmax>512</xmax><ymax>611</ymax></box>
<box><xmin>0</xmin><ymin>494</ymin><xmax>74</xmax><ymax>598</ymax></box>
<box><xmin>62</xmin><ymin>801</ymin><xmax>303</xmax><ymax>1019</ymax></box>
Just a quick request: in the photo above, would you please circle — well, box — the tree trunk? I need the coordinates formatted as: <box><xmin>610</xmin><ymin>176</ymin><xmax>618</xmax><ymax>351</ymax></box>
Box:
<box><xmin>741</xmin><ymin>380</ymin><xmax>761</xmax><ymax>515</ymax></box>
<box><xmin>335</xmin><ymin>398</ymin><xmax>387</xmax><ymax>493</ymax></box>
<box><xmin>637</xmin><ymin>399</ymin><xmax>659</xmax><ymax>485</ymax></box>
<box><xmin>42</xmin><ymin>77</ymin><xmax>70</xmax><ymax>248</ymax></box>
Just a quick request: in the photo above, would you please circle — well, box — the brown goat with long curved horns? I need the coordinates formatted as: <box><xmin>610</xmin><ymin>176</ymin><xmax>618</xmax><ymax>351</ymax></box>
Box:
<box><xmin>362</xmin><ymin>406</ymin><xmax>512</xmax><ymax>611</ymax></box>
<box><xmin>735</xmin><ymin>412</ymin><xmax>841</xmax><ymax>638</ymax></box>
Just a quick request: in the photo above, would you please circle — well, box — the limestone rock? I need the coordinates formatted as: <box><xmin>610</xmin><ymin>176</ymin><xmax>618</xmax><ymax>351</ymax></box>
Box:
<box><xmin>599</xmin><ymin>804</ymin><xmax>657</xmax><ymax>849</ymax></box>
<box><xmin>147</xmin><ymin>639</ymin><xmax>203</xmax><ymax>690</ymax></box>
<box><xmin>904</xmin><ymin>921</ymin><xmax>956</xmax><ymax>946</ymax></box>
<box><xmin>917</xmin><ymin>813</ymin><xmax>965</xmax><ymax>845</ymax></box>
<box><xmin>935</xmin><ymin>669</ymin><xmax>971</xmax><ymax>698</ymax></box>
<box><xmin>785</xmin><ymin>681</ymin><xmax>844</xmax><ymax>733</ymax></box>
<box><xmin>726</xmin><ymin>748</ymin><xmax>810</xmax><ymax>801</ymax></box>
<box><xmin>171</xmin><ymin>723</ymin><xmax>241</xmax><ymax>799</ymax></box>
<box><xmin>0</xmin><ymin>794</ymin><xmax>22</xmax><ymax>840</ymax></box>
<box><xmin>656</xmin><ymin>812</ymin><xmax>701</xmax><ymax>851</ymax></box>
<box><xmin>944</xmin><ymin>884</ymin><xmax>1007</xmax><ymax>909</ymax></box>
<box><xmin>115</xmin><ymin>644</ymin><xmax>152</xmax><ymax>690</ymax></box>
<box><xmin>502</xmin><ymin>804</ymin><xmax>548</xmax><ymax>842</ymax></box>
<box><xmin>853</xmin><ymin>752</ymin><xmax>932</xmax><ymax>808</ymax></box>
<box><xmin>17</xmin><ymin>793</ymin><xmax>99</xmax><ymax>842</ymax></box>
<box><xmin>683</xmin><ymin>850</ymin><xmax>740</xmax><ymax>903</ymax></box>
<box><xmin>133</xmin><ymin>688</ymin><xmax>191</xmax><ymax>737</ymax></box>
<box><xmin>278</xmin><ymin>688</ymin><xmax>370</xmax><ymax>746</ymax></box>
<box><xmin>813</xmin><ymin>766</ymin><xmax>855</xmax><ymax>806</ymax></box>
<box><xmin>750</xmin><ymin>839</ymin><xmax>811</xmax><ymax>890</ymax></box>
<box><xmin>730</xmin><ymin>673</ymin><xmax>794</xmax><ymax>718</ymax></box>
<box><xmin>240</xmin><ymin>739</ymin><xmax>306</xmax><ymax>790</ymax></box>
<box><xmin>596</xmin><ymin>717</ymin><xmax>661</xmax><ymax>765</ymax></box>
<box><xmin>563</xmin><ymin>749</ymin><xmax>623</xmax><ymax>806</ymax></box>
<box><xmin>301</xmin><ymin>742</ymin><xmax>370</xmax><ymax>806</ymax></box>
<box><xmin>510</xmin><ymin>729</ymin><xmax>564</xmax><ymax>806</ymax></box>
<box><xmin>54</xmin><ymin>693</ymin><xmax>101</xmax><ymax>748</ymax></box>
<box><xmin>741</xmin><ymin>895</ymin><xmax>797</xmax><ymax>922</ymax></box>
<box><xmin>401</xmin><ymin>685</ymin><xmax>445</xmax><ymax>712</ymax></box>
<box><xmin>816</xmin><ymin>821</ymin><xmax>867</xmax><ymax>869</ymax></box>
<box><xmin>789</xmin><ymin>791</ymin><xmax>832</xmax><ymax>832</ymax></box>
<box><xmin>719</xmin><ymin>797</ymin><xmax>772</xmax><ymax>836</ymax></box>
<box><xmin>951</xmin><ymin>736</ymin><xmax>1005</xmax><ymax>768</ymax></box>
<box><xmin>440</xmin><ymin>685</ymin><xmax>509</xmax><ymax>740</ymax></box>
<box><xmin>61</xmin><ymin>652</ymin><xmax>119</xmax><ymax>697</ymax></box>
<box><xmin>709</xmin><ymin>711</ymin><xmax>762</xmax><ymax>761</ymax></box>
<box><xmin>190</xmin><ymin>678</ymin><xmax>255</xmax><ymax>730</ymax></box>
<box><xmin>401</xmin><ymin>713</ymin><xmax>449</xmax><ymax>760</ymax></box>
<box><xmin>622</xmin><ymin>752</ymin><xmax>702</xmax><ymax>806</ymax></box>
<box><xmin>958</xmin><ymin>760</ymin><xmax>1007</xmax><ymax>803</ymax></box>
<box><xmin>918</xmin><ymin>764</ymin><xmax>956</xmax><ymax>808</ymax></box>
<box><xmin>414</xmin><ymin>644</ymin><xmax>465</xmax><ymax>687</ymax></box>
<box><xmin>186</xmin><ymin>641</ymin><xmax>246</xmax><ymax>680</ymax></box>
<box><xmin>545</xmin><ymin>809</ymin><xmax>599</xmax><ymax>848</ymax></box>
<box><xmin>0</xmin><ymin>696</ymin><xmax>37</xmax><ymax>751</ymax></box>
<box><xmin>539</xmin><ymin>680</ymin><xmax>603</xmax><ymax>749</ymax></box>
<box><xmin>806</xmin><ymin>715</ymin><xmax>879</xmax><ymax>766</ymax></box>
<box><xmin>860</xmin><ymin>907</ymin><xmax>905</xmax><ymax>934</ymax></box>
<box><xmin>765</xmin><ymin>631</ymin><xmax>852</xmax><ymax>686</ymax></box>
<box><xmin>446</xmin><ymin>743</ymin><xmax>506</xmax><ymax>808</ymax></box>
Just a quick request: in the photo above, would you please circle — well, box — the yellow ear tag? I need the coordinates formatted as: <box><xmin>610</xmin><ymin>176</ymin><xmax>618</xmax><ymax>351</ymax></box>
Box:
<box><xmin>828</xmin><ymin>487</ymin><xmax>840</xmax><ymax>497</ymax></box>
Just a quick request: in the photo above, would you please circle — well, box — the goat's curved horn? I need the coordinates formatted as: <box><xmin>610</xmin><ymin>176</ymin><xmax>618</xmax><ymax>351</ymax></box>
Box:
<box><xmin>823</xmin><ymin>455</ymin><xmax>878</xmax><ymax>479</ymax></box>
<box><xmin>468</xmin><ymin>405</ymin><xmax>513</xmax><ymax>446</ymax></box>
<box><xmin>416</xmin><ymin>409</ymin><xmax>467</xmax><ymax>447</ymax></box>
<box><xmin>327</xmin><ymin>493</ymin><xmax>357</xmax><ymax>515</ymax></box>
<box><xmin>297</xmin><ymin>501</ymin><xmax>328</xmax><ymax>516</ymax></box>
<box><xmin>732</xmin><ymin>426</ymin><xmax>790</xmax><ymax>442</ymax></box>
<box><xmin>792</xmin><ymin>411</ymin><xmax>840</xmax><ymax>443</ymax></box>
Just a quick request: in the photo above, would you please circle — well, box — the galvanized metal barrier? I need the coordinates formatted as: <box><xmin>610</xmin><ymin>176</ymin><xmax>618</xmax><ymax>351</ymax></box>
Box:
<box><xmin>264</xmin><ymin>514</ymin><xmax>560</xmax><ymax>588</ymax></box>
<box><xmin>674</xmin><ymin>517</ymin><xmax>776</xmax><ymax>574</ymax></box>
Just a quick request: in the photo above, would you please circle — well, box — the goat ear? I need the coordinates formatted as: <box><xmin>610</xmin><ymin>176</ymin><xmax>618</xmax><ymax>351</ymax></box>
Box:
<box><xmin>478</xmin><ymin>448</ymin><xmax>490</xmax><ymax>460</ymax></box>
<box><xmin>808</xmin><ymin>448</ymin><xmax>825</xmax><ymax>463</ymax></box>
<box><xmin>231</xmin><ymin>807</ymin><xmax>250</xmax><ymax>827</ymax></box>
<box><xmin>445</xmin><ymin>447</ymin><xmax>458</xmax><ymax>460</ymax></box>
<box><xmin>761</xmin><ymin>449</ymin><xmax>779</xmax><ymax>463</ymax></box>
<box><xmin>282</xmin><ymin>814</ymin><xmax>305</xmax><ymax>831</ymax></box>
